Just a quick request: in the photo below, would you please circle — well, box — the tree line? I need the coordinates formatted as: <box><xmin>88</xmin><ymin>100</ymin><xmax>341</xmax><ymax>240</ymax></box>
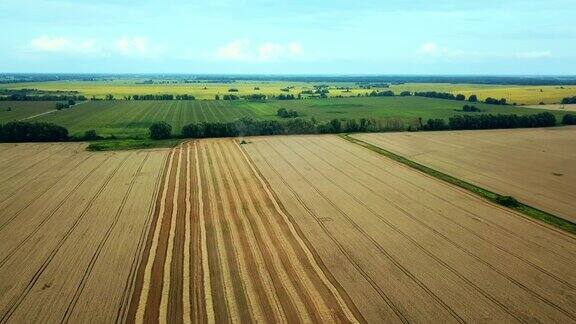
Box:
<box><xmin>368</xmin><ymin>90</ymin><xmax>394</xmax><ymax>97</ymax></box>
<box><xmin>563</xmin><ymin>114</ymin><xmax>576</xmax><ymax>125</ymax></box>
<box><xmin>462</xmin><ymin>104</ymin><xmax>481</xmax><ymax>112</ymax></box>
<box><xmin>128</xmin><ymin>94</ymin><xmax>196</xmax><ymax>100</ymax></box>
<box><xmin>413</xmin><ymin>91</ymin><xmax>467</xmax><ymax>101</ymax></box>
<box><xmin>0</xmin><ymin>94</ymin><xmax>87</xmax><ymax>101</ymax></box>
<box><xmin>423</xmin><ymin>112</ymin><xmax>557</xmax><ymax>131</ymax></box>
<box><xmin>145</xmin><ymin>111</ymin><xmax>574</xmax><ymax>140</ymax></box>
<box><xmin>0</xmin><ymin>121</ymin><xmax>69</xmax><ymax>142</ymax></box>
<box><xmin>1</xmin><ymin>113</ymin><xmax>571</xmax><ymax>143</ymax></box>
<box><xmin>148</xmin><ymin>117</ymin><xmax>414</xmax><ymax>140</ymax></box>
<box><xmin>55</xmin><ymin>100</ymin><xmax>76</xmax><ymax>110</ymax></box>
<box><xmin>561</xmin><ymin>96</ymin><xmax>576</xmax><ymax>104</ymax></box>
<box><xmin>276</xmin><ymin>108</ymin><xmax>299</xmax><ymax>118</ymax></box>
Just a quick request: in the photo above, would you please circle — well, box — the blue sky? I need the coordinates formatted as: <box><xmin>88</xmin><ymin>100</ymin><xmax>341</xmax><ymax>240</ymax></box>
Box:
<box><xmin>1</xmin><ymin>0</ymin><xmax>574</xmax><ymax>74</ymax></box>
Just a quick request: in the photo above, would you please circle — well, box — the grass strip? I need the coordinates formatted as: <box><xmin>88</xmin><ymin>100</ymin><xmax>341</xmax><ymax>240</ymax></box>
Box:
<box><xmin>86</xmin><ymin>138</ymin><xmax>184</xmax><ymax>151</ymax></box>
<box><xmin>340</xmin><ymin>134</ymin><xmax>576</xmax><ymax>235</ymax></box>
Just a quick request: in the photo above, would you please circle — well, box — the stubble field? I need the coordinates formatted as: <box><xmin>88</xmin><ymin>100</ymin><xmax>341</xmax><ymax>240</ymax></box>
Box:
<box><xmin>353</xmin><ymin>126</ymin><xmax>576</xmax><ymax>222</ymax></box>
<box><xmin>243</xmin><ymin>135</ymin><xmax>576</xmax><ymax>322</ymax></box>
<box><xmin>0</xmin><ymin>142</ymin><xmax>167</xmax><ymax>323</ymax></box>
<box><xmin>1</xmin><ymin>136</ymin><xmax>575</xmax><ymax>323</ymax></box>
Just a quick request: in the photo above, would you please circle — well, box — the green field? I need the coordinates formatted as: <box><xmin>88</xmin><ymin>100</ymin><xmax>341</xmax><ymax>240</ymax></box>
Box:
<box><xmin>0</xmin><ymin>101</ymin><xmax>57</xmax><ymax>122</ymax></box>
<box><xmin>4</xmin><ymin>80</ymin><xmax>576</xmax><ymax>104</ymax></box>
<box><xmin>19</xmin><ymin>96</ymin><xmax>561</xmax><ymax>138</ymax></box>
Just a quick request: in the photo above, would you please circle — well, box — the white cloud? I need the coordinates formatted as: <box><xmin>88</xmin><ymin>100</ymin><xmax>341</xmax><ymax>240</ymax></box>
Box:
<box><xmin>30</xmin><ymin>36</ymin><xmax>101</xmax><ymax>54</ymax></box>
<box><xmin>115</xmin><ymin>37</ymin><xmax>158</xmax><ymax>57</ymax></box>
<box><xmin>215</xmin><ymin>39</ymin><xmax>251</xmax><ymax>61</ymax></box>
<box><xmin>417</xmin><ymin>42</ymin><xmax>467</xmax><ymax>58</ymax></box>
<box><xmin>418</xmin><ymin>42</ymin><xmax>439</xmax><ymax>55</ymax></box>
<box><xmin>515</xmin><ymin>51</ymin><xmax>551</xmax><ymax>59</ymax></box>
<box><xmin>215</xmin><ymin>39</ymin><xmax>304</xmax><ymax>62</ymax></box>
<box><xmin>29</xmin><ymin>35</ymin><xmax>161</xmax><ymax>57</ymax></box>
<box><xmin>258</xmin><ymin>42</ymin><xmax>303</xmax><ymax>61</ymax></box>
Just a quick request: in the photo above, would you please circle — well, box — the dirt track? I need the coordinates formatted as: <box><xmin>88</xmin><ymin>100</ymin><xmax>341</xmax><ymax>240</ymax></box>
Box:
<box><xmin>525</xmin><ymin>104</ymin><xmax>576</xmax><ymax>112</ymax></box>
<box><xmin>0</xmin><ymin>143</ymin><xmax>167</xmax><ymax>323</ymax></box>
<box><xmin>353</xmin><ymin>127</ymin><xmax>576</xmax><ymax>222</ymax></box>
<box><xmin>243</xmin><ymin>135</ymin><xmax>576</xmax><ymax>323</ymax></box>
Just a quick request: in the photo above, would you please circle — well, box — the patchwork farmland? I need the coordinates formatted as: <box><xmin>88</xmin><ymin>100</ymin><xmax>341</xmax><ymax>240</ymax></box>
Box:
<box><xmin>1</xmin><ymin>136</ymin><xmax>575</xmax><ymax>323</ymax></box>
<box><xmin>3</xmin><ymin>80</ymin><xmax>576</xmax><ymax>104</ymax></box>
<box><xmin>2</xmin><ymin>96</ymin><xmax>562</xmax><ymax>138</ymax></box>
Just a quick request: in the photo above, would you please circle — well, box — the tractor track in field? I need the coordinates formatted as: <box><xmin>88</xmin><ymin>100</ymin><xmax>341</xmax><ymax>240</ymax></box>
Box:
<box><xmin>0</xmin><ymin>154</ymin><xmax>129</xmax><ymax>323</ymax></box>
<box><xmin>61</xmin><ymin>153</ymin><xmax>151</xmax><ymax>323</ymax></box>
<box><xmin>249</xmin><ymin>141</ymin><xmax>408</xmax><ymax>323</ymax></box>
<box><xmin>282</xmin><ymin>137</ymin><xmax>576</xmax><ymax>321</ymax></box>
<box><xmin>0</xmin><ymin>154</ymin><xmax>92</xmax><ymax>227</ymax></box>
<box><xmin>2</xmin><ymin>134</ymin><xmax>575</xmax><ymax>323</ymax></box>
<box><xmin>307</xmin><ymin>136</ymin><xmax>576</xmax><ymax>290</ymax></box>
<box><xmin>330</xmin><ymin>135</ymin><xmax>576</xmax><ymax>257</ymax></box>
<box><xmin>260</xmin><ymin>139</ymin><xmax>466</xmax><ymax>322</ymax></box>
<box><xmin>243</xmin><ymin>135</ymin><xmax>576</xmax><ymax>322</ymax></box>
<box><xmin>0</xmin><ymin>155</ymin><xmax>113</xmax><ymax>265</ymax></box>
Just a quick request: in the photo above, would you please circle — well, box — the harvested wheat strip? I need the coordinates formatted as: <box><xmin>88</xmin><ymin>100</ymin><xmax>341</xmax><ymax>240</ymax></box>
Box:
<box><xmin>213</xmin><ymin>143</ymin><xmax>288</xmax><ymax>322</ymax></box>
<box><xmin>201</xmin><ymin>143</ymin><xmax>242</xmax><ymax>323</ymax></box>
<box><xmin>135</xmin><ymin>148</ymin><xmax>176</xmax><ymax>324</ymax></box>
<box><xmin>159</xmin><ymin>147</ymin><xmax>183</xmax><ymax>323</ymax></box>
<box><xmin>220</xmin><ymin>142</ymin><xmax>330</xmax><ymax>321</ymax></box>
<box><xmin>208</xmin><ymin>145</ymin><xmax>262</xmax><ymax>320</ymax></box>
<box><xmin>209</xmin><ymin>143</ymin><xmax>274</xmax><ymax>322</ymax></box>
<box><xmin>217</xmin><ymin>142</ymin><xmax>313</xmax><ymax>322</ymax></box>
<box><xmin>235</xmin><ymin>140</ymin><xmax>360</xmax><ymax>324</ymax></box>
<box><xmin>182</xmin><ymin>143</ymin><xmax>192</xmax><ymax>324</ymax></box>
<box><xmin>195</xmin><ymin>142</ymin><xmax>215</xmax><ymax>324</ymax></box>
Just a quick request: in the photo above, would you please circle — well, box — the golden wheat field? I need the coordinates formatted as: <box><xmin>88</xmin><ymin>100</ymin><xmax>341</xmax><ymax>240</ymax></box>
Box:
<box><xmin>353</xmin><ymin>126</ymin><xmax>576</xmax><ymax>222</ymax></box>
<box><xmin>0</xmin><ymin>138</ymin><xmax>575</xmax><ymax>323</ymax></box>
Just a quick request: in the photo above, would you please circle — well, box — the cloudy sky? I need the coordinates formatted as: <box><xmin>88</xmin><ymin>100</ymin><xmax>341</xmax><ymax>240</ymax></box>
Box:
<box><xmin>1</xmin><ymin>0</ymin><xmax>574</xmax><ymax>74</ymax></box>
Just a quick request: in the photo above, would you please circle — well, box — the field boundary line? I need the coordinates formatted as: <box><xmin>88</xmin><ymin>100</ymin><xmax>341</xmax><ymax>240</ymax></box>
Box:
<box><xmin>341</xmin><ymin>134</ymin><xmax>576</xmax><ymax>236</ymax></box>
<box><xmin>235</xmin><ymin>139</ymin><xmax>362</xmax><ymax>324</ymax></box>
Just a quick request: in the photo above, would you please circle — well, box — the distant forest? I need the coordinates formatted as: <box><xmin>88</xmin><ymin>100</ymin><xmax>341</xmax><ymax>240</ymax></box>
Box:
<box><xmin>2</xmin><ymin>74</ymin><xmax>576</xmax><ymax>86</ymax></box>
